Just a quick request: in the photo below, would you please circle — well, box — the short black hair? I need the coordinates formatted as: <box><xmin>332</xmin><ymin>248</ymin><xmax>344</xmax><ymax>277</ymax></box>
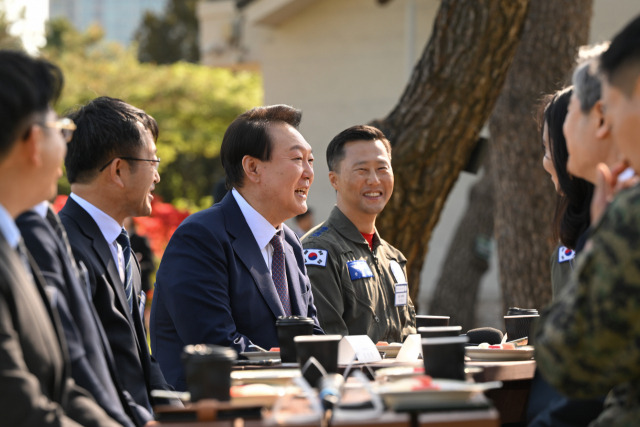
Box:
<box><xmin>65</xmin><ymin>96</ymin><xmax>158</xmax><ymax>183</ymax></box>
<box><xmin>0</xmin><ymin>50</ymin><xmax>63</xmax><ymax>159</ymax></box>
<box><xmin>600</xmin><ymin>15</ymin><xmax>640</xmax><ymax>96</ymax></box>
<box><xmin>326</xmin><ymin>125</ymin><xmax>391</xmax><ymax>172</ymax></box>
<box><xmin>220</xmin><ymin>104</ymin><xmax>301</xmax><ymax>189</ymax></box>
<box><xmin>540</xmin><ymin>87</ymin><xmax>593</xmax><ymax>249</ymax></box>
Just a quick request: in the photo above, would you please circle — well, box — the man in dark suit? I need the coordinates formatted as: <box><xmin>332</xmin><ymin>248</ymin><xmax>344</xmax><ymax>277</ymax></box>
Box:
<box><xmin>59</xmin><ymin>96</ymin><xmax>174</xmax><ymax>422</ymax></box>
<box><xmin>151</xmin><ymin>105</ymin><xmax>323</xmax><ymax>390</ymax></box>
<box><xmin>18</xmin><ymin>202</ymin><xmax>146</xmax><ymax>426</ymax></box>
<box><xmin>0</xmin><ymin>50</ymin><xmax>119</xmax><ymax>426</ymax></box>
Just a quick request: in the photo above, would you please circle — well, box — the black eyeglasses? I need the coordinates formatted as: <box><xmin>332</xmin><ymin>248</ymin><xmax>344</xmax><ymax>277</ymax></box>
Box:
<box><xmin>99</xmin><ymin>156</ymin><xmax>161</xmax><ymax>172</ymax></box>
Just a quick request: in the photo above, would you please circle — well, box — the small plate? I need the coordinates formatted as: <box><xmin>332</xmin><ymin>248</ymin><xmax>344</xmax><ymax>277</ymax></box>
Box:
<box><xmin>465</xmin><ymin>346</ymin><xmax>534</xmax><ymax>361</ymax></box>
<box><xmin>376</xmin><ymin>344</ymin><xmax>403</xmax><ymax>358</ymax></box>
<box><xmin>230</xmin><ymin>384</ymin><xmax>285</xmax><ymax>407</ymax></box>
<box><xmin>377</xmin><ymin>378</ymin><xmax>501</xmax><ymax>409</ymax></box>
<box><xmin>231</xmin><ymin>368</ymin><xmax>301</xmax><ymax>385</ymax></box>
<box><xmin>239</xmin><ymin>351</ymin><xmax>281</xmax><ymax>362</ymax></box>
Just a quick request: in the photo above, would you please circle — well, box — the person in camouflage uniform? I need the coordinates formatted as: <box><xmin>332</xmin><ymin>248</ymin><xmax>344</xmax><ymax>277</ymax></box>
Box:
<box><xmin>302</xmin><ymin>125</ymin><xmax>416</xmax><ymax>343</ymax></box>
<box><xmin>534</xmin><ymin>15</ymin><xmax>640</xmax><ymax>427</ymax></box>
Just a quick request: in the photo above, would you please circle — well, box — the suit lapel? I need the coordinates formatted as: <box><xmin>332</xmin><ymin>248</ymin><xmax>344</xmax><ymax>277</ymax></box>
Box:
<box><xmin>223</xmin><ymin>196</ymin><xmax>286</xmax><ymax>318</ymax></box>
<box><xmin>0</xmin><ymin>235</ymin><xmax>67</xmax><ymax>402</ymax></box>
<box><xmin>62</xmin><ymin>198</ymin><xmax>143</xmax><ymax>354</ymax></box>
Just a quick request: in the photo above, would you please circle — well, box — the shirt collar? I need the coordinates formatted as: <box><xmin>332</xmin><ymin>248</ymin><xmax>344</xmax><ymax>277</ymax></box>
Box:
<box><xmin>32</xmin><ymin>201</ymin><xmax>49</xmax><ymax>218</ymax></box>
<box><xmin>70</xmin><ymin>193</ymin><xmax>123</xmax><ymax>245</ymax></box>
<box><xmin>0</xmin><ymin>203</ymin><xmax>20</xmax><ymax>249</ymax></box>
<box><xmin>231</xmin><ymin>188</ymin><xmax>279</xmax><ymax>250</ymax></box>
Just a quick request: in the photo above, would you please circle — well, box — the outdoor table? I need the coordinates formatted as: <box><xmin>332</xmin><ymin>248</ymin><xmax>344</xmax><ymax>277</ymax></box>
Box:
<box><xmin>156</xmin><ymin>357</ymin><xmax>534</xmax><ymax>426</ymax></box>
<box><xmin>467</xmin><ymin>360</ymin><xmax>536</xmax><ymax>424</ymax></box>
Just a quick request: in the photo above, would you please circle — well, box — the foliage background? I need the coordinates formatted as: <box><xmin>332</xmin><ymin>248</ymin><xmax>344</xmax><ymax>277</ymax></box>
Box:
<box><xmin>43</xmin><ymin>19</ymin><xmax>262</xmax><ymax>211</ymax></box>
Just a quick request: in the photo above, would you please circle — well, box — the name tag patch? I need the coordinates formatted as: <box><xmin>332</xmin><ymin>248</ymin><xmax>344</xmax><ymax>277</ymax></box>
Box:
<box><xmin>347</xmin><ymin>260</ymin><xmax>374</xmax><ymax>280</ymax></box>
<box><xmin>304</xmin><ymin>249</ymin><xmax>328</xmax><ymax>267</ymax></box>
<box><xmin>395</xmin><ymin>283</ymin><xmax>408</xmax><ymax>306</ymax></box>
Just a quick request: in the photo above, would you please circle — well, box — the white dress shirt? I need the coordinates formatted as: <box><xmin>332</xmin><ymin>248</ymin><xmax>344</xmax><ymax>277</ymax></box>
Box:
<box><xmin>0</xmin><ymin>203</ymin><xmax>20</xmax><ymax>249</ymax></box>
<box><xmin>69</xmin><ymin>193</ymin><xmax>126</xmax><ymax>282</ymax></box>
<box><xmin>231</xmin><ymin>188</ymin><xmax>281</xmax><ymax>272</ymax></box>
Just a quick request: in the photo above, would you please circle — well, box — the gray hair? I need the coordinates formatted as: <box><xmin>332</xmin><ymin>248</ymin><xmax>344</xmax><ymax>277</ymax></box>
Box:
<box><xmin>572</xmin><ymin>60</ymin><xmax>601</xmax><ymax>112</ymax></box>
<box><xmin>572</xmin><ymin>42</ymin><xmax>610</xmax><ymax>113</ymax></box>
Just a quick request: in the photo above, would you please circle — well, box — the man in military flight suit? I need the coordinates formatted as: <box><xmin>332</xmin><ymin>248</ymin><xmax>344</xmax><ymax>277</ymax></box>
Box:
<box><xmin>535</xmin><ymin>15</ymin><xmax>640</xmax><ymax>426</ymax></box>
<box><xmin>302</xmin><ymin>125</ymin><xmax>415</xmax><ymax>343</ymax></box>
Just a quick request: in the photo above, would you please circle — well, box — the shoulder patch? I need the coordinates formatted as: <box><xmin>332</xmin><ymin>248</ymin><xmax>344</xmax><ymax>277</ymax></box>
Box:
<box><xmin>304</xmin><ymin>249</ymin><xmax>328</xmax><ymax>267</ymax></box>
<box><xmin>347</xmin><ymin>260</ymin><xmax>374</xmax><ymax>280</ymax></box>
<box><xmin>311</xmin><ymin>226</ymin><xmax>329</xmax><ymax>237</ymax></box>
<box><xmin>558</xmin><ymin>246</ymin><xmax>575</xmax><ymax>263</ymax></box>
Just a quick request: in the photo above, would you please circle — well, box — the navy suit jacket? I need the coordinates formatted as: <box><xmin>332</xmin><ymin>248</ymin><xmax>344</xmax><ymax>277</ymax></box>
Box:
<box><xmin>60</xmin><ymin>197</ymin><xmax>173</xmax><ymax>422</ymax></box>
<box><xmin>150</xmin><ymin>192</ymin><xmax>323</xmax><ymax>390</ymax></box>
<box><xmin>16</xmin><ymin>209</ymin><xmax>137</xmax><ymax>427</ymax></box>
<box><xmin>0</xmin><ymin>231</ymin><xmax>119</xmax><ymax>426</ymax></box>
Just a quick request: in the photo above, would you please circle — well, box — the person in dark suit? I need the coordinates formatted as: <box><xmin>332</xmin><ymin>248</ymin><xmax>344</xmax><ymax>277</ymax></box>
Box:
<box><xmin>0</xmin><ymin>50</ymin><xmax>119</xmax><ymax>426</ymax></box>
<box><xmin>18</xmin><ymin>202</ymin><xmax>146</xmax><ymax>426</ymax></box>
<box><xmin>59</xmin><ymin>96</ymin><xmax>175</xmax><ymax>422</ymax></box>
<box><xmin>151</xmin><ymin>104</ymin><xmax>323</xmax><ymax>390</ymax></box>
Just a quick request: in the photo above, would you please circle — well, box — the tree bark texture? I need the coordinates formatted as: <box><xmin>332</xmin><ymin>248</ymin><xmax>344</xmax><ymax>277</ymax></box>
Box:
<box><xmin>374</xmin><ymin>0</ymin><xmax>530</xmax><ymax>304</ymax></box>
<box><xmin>489</xmin><ymin>0</ymin><xmax>592</xmax><ymax>312</ymax></box>
<box><xmin>429</xmin><ymin>159</ymin><xmax>494</xmax><ymax>331</ymax></box>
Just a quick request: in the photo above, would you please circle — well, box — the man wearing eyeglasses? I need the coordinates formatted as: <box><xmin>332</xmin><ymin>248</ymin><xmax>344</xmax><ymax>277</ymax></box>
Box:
<box><xmin>59</xmin><ymin>96</ymin><xmax>175</xmax><ymax>423</ymax></box>
<box><xmin>0</xmin><ymin>51</ymin><xmax>121</xmax><ymax>426</ymax></box>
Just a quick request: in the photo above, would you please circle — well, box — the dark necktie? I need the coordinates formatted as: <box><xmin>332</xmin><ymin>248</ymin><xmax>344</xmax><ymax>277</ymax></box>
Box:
<box><xmin>116</xmin><ymin>229</ymin><xmax>134</xmax><ymax>313</ymax></box>
<box><xmin>270</xmin><ymin>232</ymin><xmax>292</xmax><ymax>316</ymax></box>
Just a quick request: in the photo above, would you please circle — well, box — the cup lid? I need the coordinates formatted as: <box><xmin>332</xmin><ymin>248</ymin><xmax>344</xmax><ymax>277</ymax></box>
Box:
<box><xmin>294</xmin><ymin>334</ymin><xmax>342</xmax><ymax>342</ymax></box>
<box><xmin>182</xmin><ymin>344</ymin><xmax>237</xmax><ymax>361</ymax></box>
<box><xmin>421</xmin><ymin>336</ymin><xmax>469</xmax><ymax>345</ymax></box>
<box><xmin>416</xmin><ymin>315</ymin><xmax>450</xmax><ymax>319</ymax></box>
<box><xmin>276</xmin><ymin>316</ymin><xmax>315</xmax><ymax>325</ymax></box>
<box><xmin>418</xmin><ymin>326</ymin><xmax>462</xmax><ymax>332</ymax></box>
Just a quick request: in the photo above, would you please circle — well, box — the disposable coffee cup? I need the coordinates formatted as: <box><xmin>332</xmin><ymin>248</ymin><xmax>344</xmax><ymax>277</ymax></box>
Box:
<box><xmin>181</xmin><ymin>344</ymin><xmax>237</xmax><ymax>401</ymax></box>
<box><xmin>276</xmin><ymin>316</ymin><xmax>315</xmax><ymax>363</ymax></box>
<box><xmin>294</xmin><ymin>334</ymin><xmax>342</xmax><ymax>388</ymax></box>
<box><xmin>416</xmin><ymin>315</ymin><xmax>450</xmax><ymax>328</ymax></box>
<box><xmin>418</xmin><ymin>325</ymin><xmax>462</xmax><ymax>339</ymax></box>
<box><xmin>504</xmin><ymin>314</ymin><xmax>539</xmax><ymax>344</ymax></box>
<box><xmin>422</xmin><ymin>336</ymin><xmax>468</xmax><ymax>380</ymax></box>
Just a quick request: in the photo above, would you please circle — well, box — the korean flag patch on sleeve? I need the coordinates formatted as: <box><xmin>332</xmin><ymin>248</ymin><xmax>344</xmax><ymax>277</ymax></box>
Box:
<box><xmin>558</xmin><ymin>246</ymin><xmax>575</xmax><ymax>263</ymax></box>
<box><xmin>304</xmin><ymin>249</ymin><xmax>328</xmax><ymax>267</ymax></box>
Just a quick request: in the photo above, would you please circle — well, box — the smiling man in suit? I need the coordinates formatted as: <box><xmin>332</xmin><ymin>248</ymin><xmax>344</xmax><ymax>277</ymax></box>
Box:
<box><xmin>59</xmin><ymin>96</ymin><xmax>173</xmax><ymax>423</ymax></box>
<box><xmin>0</xmin><ymin>50</ymin><xmax>119</xmax><ymax>426</ymax></box>
<box><xmin>151</xmin><ymin>105</ymin><xmax>323</xmax><ymax>390</ymax></box>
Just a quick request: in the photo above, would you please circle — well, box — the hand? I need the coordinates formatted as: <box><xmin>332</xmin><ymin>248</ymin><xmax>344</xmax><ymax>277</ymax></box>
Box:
<box><xmin>144</xmin><ymin>422</ymin><xmax>159</xmax><ymax>426</ymax></box>
<box><xmin>591</xmin><ymin>161</ymin><xmax>638</xmax><ymax>224</ymax></box>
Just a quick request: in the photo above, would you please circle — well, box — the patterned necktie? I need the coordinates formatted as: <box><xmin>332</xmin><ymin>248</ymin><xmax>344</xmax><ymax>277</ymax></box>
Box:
<box><xmin>270</xmin><ymin>232</ymin><xmax>292</xmax><ymax>316</ymax></box>
<box><xmin>116</xmin><ymin>229</ymin><xmax>134</xmax><ymax>313</ymax></box>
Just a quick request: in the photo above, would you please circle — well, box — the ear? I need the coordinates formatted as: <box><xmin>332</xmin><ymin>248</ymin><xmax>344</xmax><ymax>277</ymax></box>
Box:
<box><xmin>329</xmin><ymin>170</ymin><xmax>339</xmax><ymax>191</ymax></box>
<box><xmin>23</xmin><ymin>124</ymin><xmax>44</xmax><ymax>167</ymax></box>
<box><xmin>107</xmin><ymin>158</ymin><xmax>127</xmax><ymax>188</ymax></box>
<box><xmin>242</xmin><ymin>155</ymin><xmax>261</xmax><ymax>184</ymax></box>
<box><xmin>594</xmin><ymin>100</ymin><xmax>610</xmax><ymax>140</ymax></box>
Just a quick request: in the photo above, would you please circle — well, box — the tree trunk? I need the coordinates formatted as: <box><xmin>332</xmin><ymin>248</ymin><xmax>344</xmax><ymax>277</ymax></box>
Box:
<box><xmin>489</xmin><ymin>0</ymin><xmax>592</xmax><ymax>312</ymax></box>
<box><xmin>429</xmin><ymin>157</ymin><xmax>494</xmax><ymax>331</ymax></box>
<box><xmin>374</xmin><ymin>0</ymin><xmax>530</xmax><ymax>305</ymax></box>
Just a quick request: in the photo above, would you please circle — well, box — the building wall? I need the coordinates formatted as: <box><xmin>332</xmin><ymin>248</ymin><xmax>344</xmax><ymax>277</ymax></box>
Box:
<box><xmin>49</xmin><ymin>0</ymin><xmax>167</xmax><ymax>45</ymax></box>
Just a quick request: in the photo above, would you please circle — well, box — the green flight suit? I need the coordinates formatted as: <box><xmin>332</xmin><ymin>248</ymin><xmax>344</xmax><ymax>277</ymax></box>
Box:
<box><xmin>301</xmin><ymin>206</ymin><xmax>416</xmax><ymax>343</ymax></box>
<box><xmin>535</xmin><ymin>185</ymin><xmax>640</xmax><ymax>427</ymax></box>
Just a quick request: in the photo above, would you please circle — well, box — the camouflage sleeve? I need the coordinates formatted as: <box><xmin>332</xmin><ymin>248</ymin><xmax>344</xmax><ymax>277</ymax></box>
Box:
<box><xmin>534</xmin><ymin>188</ymin><xmax>640</xmax><ymax>398</ymax></box>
